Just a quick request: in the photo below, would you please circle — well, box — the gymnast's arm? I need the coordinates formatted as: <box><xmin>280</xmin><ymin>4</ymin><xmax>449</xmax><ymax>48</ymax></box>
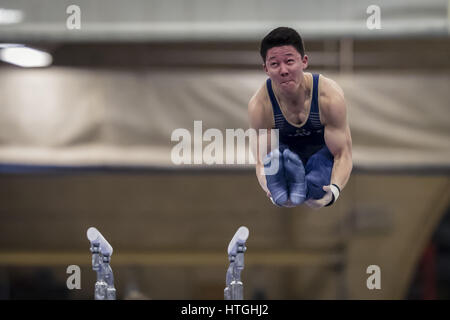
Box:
<box><xmin>305</xmin><ymin>78</ymin><xmax>353</xmax><ymax>208</ymax></box>
<box><xmin>248</xmin><ymin>92</ymin><xmax>273</xmax><ymax>198</ymax></box>
<box><xmin>323</xmin><ymin>80</ymin><xmax>353</xmax><ymax>191</ymax></box>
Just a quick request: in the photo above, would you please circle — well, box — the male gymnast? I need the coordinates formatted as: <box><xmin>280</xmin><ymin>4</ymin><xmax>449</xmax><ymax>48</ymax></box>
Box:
<box><xmin>248</xmin><ymin>27</ymin><xmax>353</xmax><ymax>209</ymax></box>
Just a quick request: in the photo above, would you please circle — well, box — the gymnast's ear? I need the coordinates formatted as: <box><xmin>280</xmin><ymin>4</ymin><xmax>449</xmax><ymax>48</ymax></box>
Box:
<box><xmin>301</xmin><ymin>54</ymin><xmax>308</xmax><ymax>69</ymax></box>
<box><xmin>263</xmin><ymin>62</ymin><xmax>268</xmax><ymax>74</ymax></box>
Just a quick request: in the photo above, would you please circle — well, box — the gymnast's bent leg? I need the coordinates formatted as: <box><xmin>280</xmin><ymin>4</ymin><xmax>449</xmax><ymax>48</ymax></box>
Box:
<box><xmin>305</xmin><ymin>146</ymin><xmax>334</xmax><ymax>200</ymax></box>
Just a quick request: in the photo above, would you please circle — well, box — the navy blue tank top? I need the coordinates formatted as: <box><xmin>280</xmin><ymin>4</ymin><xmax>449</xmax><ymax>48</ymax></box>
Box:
<box><xmin>266</xmin><ymin>73</ymin><xmax>325</xmax><ymax>163</ymax></box>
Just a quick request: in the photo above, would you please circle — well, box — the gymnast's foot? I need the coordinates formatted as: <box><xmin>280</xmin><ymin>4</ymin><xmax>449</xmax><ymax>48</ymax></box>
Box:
<box><xmin>263</xmin><ymin>149</ymin><xmax>288</xmax><ymax>206</ymax></box>
<box><xmin>283</xmin><ymin>148</ymin><xmax>307</xmax><ymax>206</ymax></box>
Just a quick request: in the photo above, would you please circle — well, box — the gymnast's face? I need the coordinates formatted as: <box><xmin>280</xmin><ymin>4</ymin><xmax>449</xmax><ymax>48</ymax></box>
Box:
<box><xmin>264</xmin><ymin>45</ymin><xmax>308</xmax><ymax>93</ymax></box>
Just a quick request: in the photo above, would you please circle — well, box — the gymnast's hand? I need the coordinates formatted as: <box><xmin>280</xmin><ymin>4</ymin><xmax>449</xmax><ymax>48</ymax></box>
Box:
<box><xmin>304</xmin><ymin>185</ymin><xmax>333</xmax><ymax>210</ymax></box>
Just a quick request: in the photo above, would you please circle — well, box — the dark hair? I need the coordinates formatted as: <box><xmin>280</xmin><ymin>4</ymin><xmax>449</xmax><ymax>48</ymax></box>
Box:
<box><xmin>260</xmin><ymin>27</ymin><xmax>305</xmax><ymax>63</ymax></box>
